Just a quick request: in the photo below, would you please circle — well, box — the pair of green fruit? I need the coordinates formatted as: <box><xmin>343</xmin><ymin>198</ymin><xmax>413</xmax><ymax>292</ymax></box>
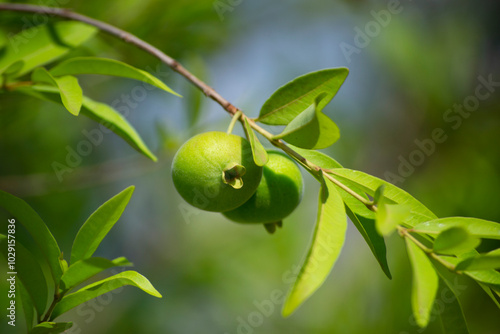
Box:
<box><xmin>171</xmin><ymin>131</ymin><xmax>303</xmax><ymax>226</ymax></box>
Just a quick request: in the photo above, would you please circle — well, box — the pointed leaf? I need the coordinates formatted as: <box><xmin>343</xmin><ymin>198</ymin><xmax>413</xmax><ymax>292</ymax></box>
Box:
<box><xmin>273</xmin><ymin>94</ymin><xmax>340</xmax><ymax>149</ymax></box>
<box><xmin>71</xmin><ymin>187</ymin><xmax>134</xmax><ymax>264</ymax></box>
<box><xmin>0</xmin><ymin>190</ymin><xmax>63</xmax><ymax>282</ymax></box>
<box><xmin>0</xmin><ymin>235</ymin><xmax>48</xmax><ymax>317</ymax></box>
<box><xmin>0</xmin><ymin>22</ymin><xmax>97</xmax><ymax>77</ymax></box>
<box><xmin>258</xmin><ymin>68</ymin><xmax>349</xmax><ymax>125</ymax></box>
<box><xmin>50</xmin><ymin>57</ymin><xmax>180</xmax><ymax>96</ymax></box>
<box><xmin>243</xmin><ymin>118</ymin><xmax>268</xmax><ymax>166</ymax></box>
<box><xmin>478</xmin><ymin>282</ymin><xmax>500</xmax><ymax>309</ymax></box>
<box><xmin>329</xmin><ymin>169</ymin><xmax>437</xmax><ymax>227</ymax></box>
<box><xmin>61</xmin><ymin>257</ymin><xmax>133</xmax><ymax>291</ymax></box>
<box><xmin>282</xmin><ymin>176</ymin><xmax>346</xmax><ymax>317</ymax></box>
<box><xmin>32</xmin><ymin>68</ymin><xmax>82</xmax><ymax>115</ymax></box>
<box><xmin>51</xmin><ymin>271</ymin><xmax>162</xmax><ymax>319</ymax></box>
<box><xmin>17</xmin><ymin>280</ymin><xmax>35</xmax><ymax>331</ymax></box>
<box><xmin>30</xmin><ymin>322</ymin><xmax>73</xmax><ymax>334</ymax></box>
<box><xmin>413</xmin><ymin>217</ymin><xmax>500</xmax><ymax>240</ymax></box>
<box><xmin>288</xmin><ymin>145</ymin><xmax>343</xmax><ymax>170</ymax></box>
<box><xmin>18</xmin><ymin>86</ymin><xmax>157</xmax><ymax>161</ymax></box>
<box><xmin>405</xmin><ymin>238</ymin><xmax>439</xmax><ymax>328</ymax></box>
<box><xmin>433</xmin><ymin>227</ymin><xmax>480</xmax><ymax>255</ymax></box>
<box><xmin>373</xmin><ymin>185</ymin><xmax>385</xmax><ymax>205</ymax></box>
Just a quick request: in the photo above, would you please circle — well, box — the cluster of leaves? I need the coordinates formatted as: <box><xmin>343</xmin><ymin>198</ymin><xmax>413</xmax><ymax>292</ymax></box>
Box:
<box><xmin>0</xmin><ymin>187</ymin><xmax>161</xmax><ymax>333</ymax></box>
<box><xmin>0</xmin><ymin>21</ymin><xmax>180</xmax><ymax>162</ymax></box>
<box><xmin>241</xmin><ymin>68</ymin><xmax>500</xmax><ymax>331</ymax></box>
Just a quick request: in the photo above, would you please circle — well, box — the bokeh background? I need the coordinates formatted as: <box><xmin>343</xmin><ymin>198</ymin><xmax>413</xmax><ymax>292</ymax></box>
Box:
<box><xmin>1</xmin><ymin>0</ymin><xmax>499</xmax><ymax>333</ymax></box>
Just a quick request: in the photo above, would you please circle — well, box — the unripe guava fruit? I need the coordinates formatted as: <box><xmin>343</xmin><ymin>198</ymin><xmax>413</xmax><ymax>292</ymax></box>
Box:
<box><xmin>223</xmin><ymin>151</ymin><xmax>303</xmax><ymax>223</ymax></box>
<box><xmin>171</xmin><ymin>131</ymin><xmax>263</xmax><ymax>212</ymax></box>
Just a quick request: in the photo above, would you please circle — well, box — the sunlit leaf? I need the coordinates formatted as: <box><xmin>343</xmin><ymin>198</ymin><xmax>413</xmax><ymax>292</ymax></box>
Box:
<box><xmin>0</xmin><ymin>22</ymin><xmax>97</xmax><ymax>77</ymax></box>
<box><xmin>329</xmin><ymin>169</ymin><xmax>437</xmax><ymax>227</ymax></box>
<box><xmin>287</xmin><ymin>145</ymin><xmax>343</xmax><ymax>170</ymax></box>
<box><xmin>282</xmin><ymin>176</ymin><xmax>346</xmax><ymax>317</ymax></box>
<box><xmin>0</xmin><ymin>190</ymin><xmax>63</xmax><ymax>282</ymax></box>
<box><xmin>0</xmin><ymin>235</ymin><xmax>48</xmax><ymax>317</ymax></box>
<box><xmin>433</xmin><ymin>227</ymin><xmax>480</xmax><ymax>255</ymax></box>
<box><xmin>32</xmin><ymin>68</ymin><xmax>82</xmax><ymax>115</ymax></box>
<box><xmin>243</xmin><ymin>118</ymin><xmax>268</xmax><ymax>166</ymax></box>
<box><xmin>273</xmin><ymin>93</ymin><xmax>340</xmax><ymax>149</ymax></box>
<box><xmin>376</xmin><ymin>202</ymin><xmax>411</xmax><ymax>236</ymax></box>
<box><xmin>406</xmin><ymin>238</ymin><xmax>439</xmax><ymax>328</ymax></box>
<box><xmin>456</xmin><ymin>253</ymin><xmax>500</xmax><ymax>271</ymax></box>
<box><xmin>413</xmin><ymin>217</ymin><xmax>500</xmax><ymax>240</ymax></box>
<box><xmin>17</xmin><ymin>86</ymin><xmax>158</xmax><ymax>161</ymax></box>
<box><xmin>61</xmin><ymin>257</ymin><xmax>133</xmax><ymax>291</ymax></box>
<box><xmin>51</xmin><ymin>271</ymin><xmax>162</xmax><ymax>319</ymax></box>
<box><xmin>30</xmin><ymin>322</ymin><xmax>73</xmax><ymax>334</ymax></box>
<box><xmin>258</xmin><ymin>68</ymin><xmax>349</xmax><ymax>125</ymax></box>
<box><xmin>50</xmin><ymin>57</ymin><xmax>180</xmax><ymax>96</ymax></box>
<box><xmin>71</xmin><ymin>187</ymin><xmax>134</xmax><ymax>264</ymax></box>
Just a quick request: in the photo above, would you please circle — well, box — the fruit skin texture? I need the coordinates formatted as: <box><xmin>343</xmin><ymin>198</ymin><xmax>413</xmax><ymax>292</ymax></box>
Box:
<box><xmin>223</xmin><ymin>151</ymin><xmax>303</xmax><ymax>224</ymax></box>
<box><xmin>171</xmin><ymin>131</ymin><xmax>262</xmax><ymax>212</ymax></box>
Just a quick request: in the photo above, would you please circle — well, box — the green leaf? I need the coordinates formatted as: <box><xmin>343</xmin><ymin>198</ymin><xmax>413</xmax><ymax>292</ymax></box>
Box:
<box><xmin>287</xmin><ymin>146</ymin><xmax>343</xmax><ymax>170</ymax></box>
<box><xmin>51</xmin><ymin>271</ymin><xmax>162</xmax><ymax>319</ymax></box>
<box><xmin>243</xmin><ymin>118</ymin><xmax>268</xmax><ymax>166</ymax></box>
<box><xmin>0</xmin><ymin>21</ymin><xmax>97</xmax><ymax>77</ymax></box>
<box><xmin>30</xmin><ymin>322</ymin><xmax>73</xmax><ymax>334</ymax></box>
<box><xmin>18</xmin><ymin>86</ymin><xmax>157</xmax><ymax>161</ymax></box>
<box><xmin>257</xmin><ymin>68</ymin><xmax>349</xmax><ymax>125</ymax></box>
<box><xmin>0</xmin><ymin>190</ymin><xmax>63</xmax><ymax>282</ymax></box>
<box><xmin>456</xmin><ymin>253</ymin><xmax>500</xmax><ymax>271</ymax></box>
<box><xmin>0</xmin><ymin>235</ymin><xmax>48</xmax><ymax>317</ymax></box>
<box><xmin>478</xmin><ymin>282</ymin><xmax>500</xmax><ymax>309</ymax></box>
<box><xmin>273</xmin><ymin>93</ymin><xmax>340</xmax><ymax>149</ymax></box>
<box><xmin>405</xmin><ymin>238</ymin><xmax>439</xmax><ymax>328</ymax></box>
<box><xmin>50</xmin><ymin>57</ymin><xmax>180</xmax><ymax>96</ymax></box>
<box><xmin>71</xmin><ymin>186</ymin><xmax>134</xmax><ymax>264</ymax></box>
<box><xmin>329</xmin><ymin>169</ymin><xmax>437</xmax><ymax>227</ymax></box>
<box><xmin>17</xmin><ymin>280</ymin><xmax>35</xmax><ymax>331</ymax></box>
<box><xmin>61</xmin><ymin>257</ymin><xmax>133</xmax><ymax>291</ymax></box>
<box><xmin>431</xmin><ymin>262</ymin><xmax>470</xmax><ymax>334</ymax></box>
<box><xmin>375</xmin><ymin>202</ymin><xmax>411</xmax><ymax>236</ymax></box>
<box><xmin>373</xmin><ymin>185</ymin><xmax>385</xmax><ymax>205</ymax></box>
<box><xmin>333</xmin><ymin>179</ymin><xmax>391</xmax><ymax>279</ymax></box>
<box><xmin>282</xmin><ymin>176</ymin><xmax>347</xmax><ymax>317</ymax></box>
<box><xmin>433</xmin><ymin>227</ymin><xmax>480</xmax><ymax>255</ymax></box>
<box><xmin>32</xmin><ymin>68</ymin><xmax>83</xmax><ymax>115</ymax></box>
<box><xmin>413</xmin><ymin>217</ymin><xmax>500</xmax><ymax>240</ymax></box>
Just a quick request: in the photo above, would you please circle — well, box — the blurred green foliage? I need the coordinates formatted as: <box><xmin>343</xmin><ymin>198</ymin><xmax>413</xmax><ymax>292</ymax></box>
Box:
<box><xmin>1</xmin><ymin>0</ymin><xmax>499</xmax><ymax>333</ymax></box>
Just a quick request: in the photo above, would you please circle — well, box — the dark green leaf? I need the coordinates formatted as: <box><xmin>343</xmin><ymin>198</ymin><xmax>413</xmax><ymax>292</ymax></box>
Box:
<box><xmin>50</xmin><ymin>57</ymin><xmax>180</xmax><ymax>96</ymax></box>
<box><xmin>329</xmin><ymin>169</ymin><xmax>437</xmax><ymax>227</ymax></box>
<box><xmin>30</xmin><ymin>322</ymin><xmax>73</xmax><ymax>334</ymax></box>
<box><xmin>61</xmin><ymin>257</ymin><xmax>133</xmax><ymax>291</ymax></box>
<box><xmin>273</xmin><ymin>94</ymin><xmax>340</xmax><ymax>149</ymax></box>
<box><xmin>243</xmin><ymin>118</ymin><xmax>268</xmax><ymax>166</ymax></box>
<box><xmin>71</xmin><ymin>186</ymin><xmax>134</xmax><ymax>264</ymax></box>
<box><xmin>17</xmin><ymin>279</ymin><xmax>35</xmax><ymax>331</ymax></box>
<box><xmin>478</xmin><ymin>282</ymin><xmax>500</xmax><ymax>309</ymax></box>
<box><xmin>32</xmin><ymin>68</ymin><xmax>82</xmax><ymax>115</ymax></box>
<box><xmin>436</xmin><ymin>282</ymin><xmax>470</xmax><ymax>334</ymax></box>
<box><xmin>0</xmin><ymin>235</ymin><xmax>48</xmax><ymax>317</ymax></box>
<box><xmin>18</xmin><ymin>86</ymin><xmax>157</xmax><ymax>161</ymax></box>
<box><xmin>433</xmin><ymin>227</ymin><xmax>480</xmax><ymax>255</ymax></box>
<box><xmin>51</xmin><ymin>271</ymin><xmax>162</xmax><ymax>319</ymax></box>
<box><xmin>258</xmin><ymin>68</ymin><xmax>349</xmax><ymax>125</ymax></box>
<box><xmin>0</xmin><ymin>22</ymin><xmax>97</xmax><ymax>77</ymax></box>
<box><xmin>413</xmin><ymin>217</ymin><xmax>500</xmax><ymax>240</ymax></box>
<box><xmin>0</xmin><ymin>190</ymin><xmax>63</xmax><ymax>282</ymax></box>
<box><xmin>406</xmin><ymin>238</ymin><xmax>439</xmax><ymax>328</ymax></box>
<box><xmin>282</xmin><ymin>176</ymin><xmax>347</xmax><ymax>317</ymax></box>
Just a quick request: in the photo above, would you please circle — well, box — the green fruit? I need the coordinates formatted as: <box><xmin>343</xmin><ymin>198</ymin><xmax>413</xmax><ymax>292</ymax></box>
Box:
<box><xmin>171</xmin><ymin>131</ymin><xmax>263</xmax><ymax>212</ymax></box>
<box><xmin>223</xmin><ymin>151</ymin><xmax>303</xmax><ymax>224</ymax></box>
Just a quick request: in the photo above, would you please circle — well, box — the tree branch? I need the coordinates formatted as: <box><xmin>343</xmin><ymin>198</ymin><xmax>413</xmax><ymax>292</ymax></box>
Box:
<box><xmin>0</xmin><ymin>3</ymin><xmax>375</xmax><ymax>211</ymax></box>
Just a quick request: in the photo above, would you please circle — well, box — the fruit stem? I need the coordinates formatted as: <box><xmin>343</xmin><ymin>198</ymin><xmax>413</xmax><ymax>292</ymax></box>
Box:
<box><xmin>0</xmin><ymin>3</ymin><xmax>377</xmax><ymax>211</ymax></box>
<box><xmin>227</xmin><ymin>110</ymin><xmax>242</xmax><ymax>134</ymax></box>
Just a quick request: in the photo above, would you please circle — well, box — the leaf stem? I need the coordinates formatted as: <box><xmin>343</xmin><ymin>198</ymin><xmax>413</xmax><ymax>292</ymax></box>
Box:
<box><xmin>227</xmin><ymin>110</ymin><xmax>242</xmax><ymax>134</ymax></box>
